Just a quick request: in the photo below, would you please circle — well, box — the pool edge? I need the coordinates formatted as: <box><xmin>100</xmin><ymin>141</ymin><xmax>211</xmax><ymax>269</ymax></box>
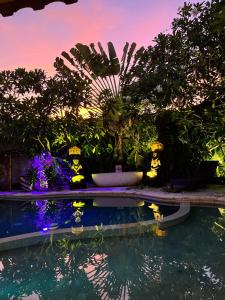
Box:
<box><xmin>0</xmin><ymin>203</ymin><xmax>190</xmax><ymax>252</ymax></box>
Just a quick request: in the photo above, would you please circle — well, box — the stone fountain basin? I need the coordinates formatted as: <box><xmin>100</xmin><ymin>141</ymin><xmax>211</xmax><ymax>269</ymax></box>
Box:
<box><xmin>92</xmin><ymin>171</ymin><xmax>143</xmax><ymax>187</ymax></box>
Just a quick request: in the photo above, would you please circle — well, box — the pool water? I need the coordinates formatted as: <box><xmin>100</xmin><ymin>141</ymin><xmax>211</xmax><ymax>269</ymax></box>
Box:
<box><xmin>0</xmin><ymin>207</ymin><xmax>225</xmax><ymax>299</ymax></box>
<box><xmin>0</xmin><ymin>199</ymin><xmax>178</xmax><ymax>238</ymax></box>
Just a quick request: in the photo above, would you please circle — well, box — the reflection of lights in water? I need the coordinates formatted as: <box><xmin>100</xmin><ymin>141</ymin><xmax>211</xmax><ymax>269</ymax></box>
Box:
<box><xmin>155</xmin><ymin>227</ymin><xmax>167</xmax><ymax>237</ymax></box>
<box><xmin>73</xmin><ymin>210</ymin><xmax>84</xmax><ymax>223</ymax></box>
<box><xmin>148</xmin><ymin>203</ymin><xmax>167</xmax><ymax>237</ymax></box>
<box><xmin>148</xmin><ymin>203</ymin><xmax>159</xmax><ymax>211</ymax></box>
<box><xmin>71</xmin><ymin>226</ymin><xmax>84</xmax><ymax>234</ymax></box>
<box><xmin>49</xmin><ymin>223</ymin><xmax>59</xmax><ymax>230</ymax></box>
<box><xmin>42</xmin><ymin>223</ymin><xmax>58</xmax><ymax>232</ymax></box>
<box><xmin>148</xmin><ymin>203</ymin><xmax>164</xmax><ymax>221</ymax></box>
<box><xmin>42</xmin><ymin>227</ymin><xmax>49</xmax><ymax>232</ymax></box>
<box><xmin>72</xmin><ymin>201</ymin><xmax>85</xmax><ymax>223</ymax></box>
<box><xmin>73</xmin><ymin>201</ymin><xmax>85</xmax><ymax>208</ymax></box>
<box><xmin>36</xmin><ymin>200</ymin><xmax>50</xmax><ymax>230</ymax></box>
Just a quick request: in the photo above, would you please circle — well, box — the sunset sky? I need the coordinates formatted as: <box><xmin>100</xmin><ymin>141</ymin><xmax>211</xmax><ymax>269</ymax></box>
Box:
<box><xmin>0</xmin><ymin>0</ymin><xmax>199</xmax><ymax>75</ymax></box>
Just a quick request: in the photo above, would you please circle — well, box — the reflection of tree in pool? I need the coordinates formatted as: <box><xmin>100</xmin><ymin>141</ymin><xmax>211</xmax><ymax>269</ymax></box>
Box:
<box><xmin>0</xmin><ymin>208</ymin><xmax>225</xmax><ymax>299</ymax></box>
<box><xmin>212</xmin><ymin>207</ymin><xmax>225</xmax><ymax>240</ymax></box>
<box><xmin>0</xmin><ymin>239</ymin><xmax>100</xmax><ymax>299</ymax></box>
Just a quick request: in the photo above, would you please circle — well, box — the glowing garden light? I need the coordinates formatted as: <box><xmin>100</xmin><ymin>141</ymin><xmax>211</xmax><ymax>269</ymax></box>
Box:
<box><xmin>42</xmin><ymin>227</ymin><xmax>49</xmax><ymax>232</ymax></box>
<box><xmin>148</xmin><ymin>203</ymin><xmax>167</xmax><ymax>237</ymax></box>
<box><xmin>72</xmin><ymin>200</ymin><xmax>85</xmax><ymax>223</ymax></box>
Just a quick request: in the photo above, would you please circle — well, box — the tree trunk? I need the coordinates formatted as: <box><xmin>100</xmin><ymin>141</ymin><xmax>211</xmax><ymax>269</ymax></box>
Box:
<box><xmin>114</xmin><ymin>133</ymin><xmax>123</xmax><ymax>164</ymax></box>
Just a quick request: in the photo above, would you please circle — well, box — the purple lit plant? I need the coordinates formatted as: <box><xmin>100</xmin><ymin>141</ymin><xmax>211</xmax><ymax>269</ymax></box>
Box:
<box><xmin>30</xmin><ymin>151</ymin><xmax>62</xmax><ymax>191</ymax></box>
<box><xmin>35</xmin><ymin>200</ymin><xmax>58</xmax><ymax>231</ymax></box>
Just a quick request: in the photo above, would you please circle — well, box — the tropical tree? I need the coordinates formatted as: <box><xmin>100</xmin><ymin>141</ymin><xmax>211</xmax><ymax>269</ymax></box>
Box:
<box><xmin>124</xmin><ymin>0</ymin><xmax>225</xmax><ymax>177</ymax></box>
<box><xmin>54</xmin><ymin>42</ymin><xmax>148</xmax><ymax>165</ymax></box>
<box><xmin>0</xmin><ymin>68</ymin><xmax>89</xmax><ymax>155</ymax></box>
<box><xmin>0</xmin><ymin>68</ymin><xmax>52</xmax><ymax>150</ymax></box>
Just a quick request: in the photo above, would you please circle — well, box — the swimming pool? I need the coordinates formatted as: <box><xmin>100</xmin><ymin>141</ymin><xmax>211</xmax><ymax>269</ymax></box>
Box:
<box><xmin>0</xmin><ymin>206</ymin><xmax>224</xmax><ymax>299</ymax></box>
<box><xmin>0</xmin><ymin>199</ymin><xmax>179</xmax><ymax>239</ymax></box>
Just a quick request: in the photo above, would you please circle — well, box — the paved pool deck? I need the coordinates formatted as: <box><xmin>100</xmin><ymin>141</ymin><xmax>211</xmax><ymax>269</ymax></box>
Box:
<box><xmin>0</xmin><ymin>184</ymin><xmax>224</xmax><ymax>206</ymax></box>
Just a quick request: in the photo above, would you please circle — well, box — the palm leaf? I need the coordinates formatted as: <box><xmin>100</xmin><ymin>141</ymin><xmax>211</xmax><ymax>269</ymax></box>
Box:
<box><xmin>108</xmin><ymin>42</ymin><xmax>120</xmax><ymax>75</ymax></box>
<box><xmin>98</xmin><ymin>42</ymin><xmax>110</xmax><ymax>65</ymax></box>
<box><xmin>90</xmin><ymin>43</ymin><xmax>98</xmax><ymax>55</ymax></box>
<box><xmin>61</xmin><ymin>51</ymin><xmax>75</xmax><ymax>67</ymax></box>
<box><xmin>119</xmin><ymin>42</ymin><xmax>129</xmax><ymax>77</ymax></box>
<box><xmin>122</xmin><ymin>42</ymin><xmax>137</xmax><ymax>79</ymax></box>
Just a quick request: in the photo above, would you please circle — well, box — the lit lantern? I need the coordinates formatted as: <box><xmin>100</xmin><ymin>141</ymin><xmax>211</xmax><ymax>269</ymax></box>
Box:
<box><xmin>68</xmin><ymin>146</ymin><xmax>85</xmax><ymax>189</ymax></box>
<box><xmin>147</xmin><ymin>141</ymin><xmax>164</xmax><ymax>179</ymax></box>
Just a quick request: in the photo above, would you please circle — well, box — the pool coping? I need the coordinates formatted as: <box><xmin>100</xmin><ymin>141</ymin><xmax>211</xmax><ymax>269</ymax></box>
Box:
<box><xmin>0</xmin><ymin>185</ymin><xmax>224</xmax><ymax>206</ymax></box>
<box><xmin>0</xmin><ymin>185</ymin><xmax>224</xmax><ymax>252</ymax></box>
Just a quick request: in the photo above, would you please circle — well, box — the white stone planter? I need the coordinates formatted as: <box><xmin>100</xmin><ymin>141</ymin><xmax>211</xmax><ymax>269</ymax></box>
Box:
<box><xmin>92</xmin><ymin>171</ymin><xmax>143</xmax><ymax>187</ymax></box>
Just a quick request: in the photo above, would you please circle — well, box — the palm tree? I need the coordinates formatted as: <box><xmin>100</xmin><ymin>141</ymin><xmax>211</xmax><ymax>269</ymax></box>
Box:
<box><xmin>54</xmin><ymin>42</ymin><xmax>145</xmax><ymax>164</ymax></box>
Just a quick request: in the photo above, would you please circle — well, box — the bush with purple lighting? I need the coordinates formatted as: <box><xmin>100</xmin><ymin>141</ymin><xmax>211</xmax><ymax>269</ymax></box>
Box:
<box><xmin>29</xmin><ymin>151</ymin><xmax>62</xmax><ymax>191</ymax></box>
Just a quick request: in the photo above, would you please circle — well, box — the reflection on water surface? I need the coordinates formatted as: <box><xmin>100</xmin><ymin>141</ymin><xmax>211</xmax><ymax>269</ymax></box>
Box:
<box><xmin>0</xmin><ymin>207</ymin><xmax>225</xmax><ymax>299</ymax></box>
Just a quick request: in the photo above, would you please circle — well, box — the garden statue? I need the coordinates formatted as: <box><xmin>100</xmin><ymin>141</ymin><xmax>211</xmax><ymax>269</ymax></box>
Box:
<box><xmin>68</xmin><ymin>146</ymin><xmax>85</xmax><ymax>189</ymax></box>
<box><xmin>147</xmin><ymin>141</ymin><xmax>164</xmax><ymax>184</ymax></box>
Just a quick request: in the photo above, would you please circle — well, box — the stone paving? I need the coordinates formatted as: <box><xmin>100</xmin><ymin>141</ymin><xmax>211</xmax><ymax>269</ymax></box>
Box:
<box><xmin>0</xmin><ymin>184</ymin><xmax>224</xmax><ymax>206</ymax></box>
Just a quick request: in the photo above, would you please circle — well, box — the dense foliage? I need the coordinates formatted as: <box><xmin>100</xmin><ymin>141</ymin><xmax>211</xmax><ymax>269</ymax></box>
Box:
<box><xmin>126</xmin><ymin>0</ymin><xmax>225</xmax><ymax>176</ymax></box>
<box><xmin>0</xmin><ymin>0</ymin><xmax>224</xmax><ymax>177</ymax></box>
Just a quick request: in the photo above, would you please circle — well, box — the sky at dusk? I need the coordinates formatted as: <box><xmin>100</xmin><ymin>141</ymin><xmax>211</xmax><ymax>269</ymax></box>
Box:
<box><xmin>0</xmin><ymin>0</ymin><xmax>199</xmax><ymax>75</ymax></box>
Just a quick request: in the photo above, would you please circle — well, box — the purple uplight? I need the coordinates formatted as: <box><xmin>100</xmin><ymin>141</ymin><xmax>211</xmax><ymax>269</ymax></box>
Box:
<box><xmin>42</xmin><ymin>227</ymin><xmax>49</xmax><ymax>232</ymax></box>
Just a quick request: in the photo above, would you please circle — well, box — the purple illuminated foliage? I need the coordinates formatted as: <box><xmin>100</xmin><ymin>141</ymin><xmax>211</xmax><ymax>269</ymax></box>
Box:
<box><xmin>30</xmin><ymin>151</ymin><xmax>63</xmax><ymax>191</ymax></box>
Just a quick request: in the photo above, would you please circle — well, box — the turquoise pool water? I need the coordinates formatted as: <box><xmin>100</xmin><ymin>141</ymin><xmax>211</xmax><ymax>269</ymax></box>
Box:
<box><xmin>0</xmin><ymin>207</ymin><xmax>225</xmax><ymax>299</ymax></box>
